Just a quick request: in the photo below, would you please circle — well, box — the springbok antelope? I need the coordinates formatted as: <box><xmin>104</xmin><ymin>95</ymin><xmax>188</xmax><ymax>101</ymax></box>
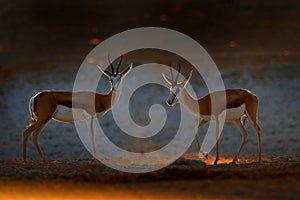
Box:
<box><xmin>162</xmin><ymin>65</ymin><xmax>261</xmax><ymax>165</ymax></box>
<box><xmin>23</xmin><ymin>55</ymin><xmax>132</xmax><ymax>161</ymax></box>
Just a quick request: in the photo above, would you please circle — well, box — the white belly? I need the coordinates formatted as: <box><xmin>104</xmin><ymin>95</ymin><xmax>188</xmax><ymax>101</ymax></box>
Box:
<box><xmin>201</xmin><ymin>104</ymin><xmax>245</xmax><ymax>121</ymax></box>
<box><xmin>52</xmin><ymin>106</ymin><xmax>87</xmax><ymax>122</ymax></box>
<box><xmin>225</xmin><ymin>104</ymin><xmax>246</xmax><ymax>120</ymax></box>
<box><xmin>52</xmin><ymin>106</ymin><xmax>106</xmax><ymax>122</ymax></box>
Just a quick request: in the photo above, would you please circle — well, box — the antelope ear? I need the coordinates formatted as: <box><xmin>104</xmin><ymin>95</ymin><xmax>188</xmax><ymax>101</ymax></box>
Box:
<box><xmin>161</xmin><ymin>73</ymin><xmax>172</xmax><ymax>85</ymax></box>
<box><xmin>97</xmin><ymin>65</ymin><xmax>111</xmax><ymax>78</ymax></box>
<box><xmin>120</xmin><ymin>63</ymin><xmax>132</xmax><ymax>77</ymax></box>
<box><xmin>183</xmin><ymin>70</ymin><xmax>193</xmax><ymax>87</ymax></box>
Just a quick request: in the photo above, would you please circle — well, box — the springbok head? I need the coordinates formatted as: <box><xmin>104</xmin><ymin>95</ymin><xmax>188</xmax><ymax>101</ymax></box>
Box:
<box><xmin>97</xmin><ymin>55</ymin><xmax>132</xmax><ymax>90</ymax></box>
<box><xmin>162</xmin><ymin>64</ymin><xmax>192</xmax><ymax>106</ymax></box>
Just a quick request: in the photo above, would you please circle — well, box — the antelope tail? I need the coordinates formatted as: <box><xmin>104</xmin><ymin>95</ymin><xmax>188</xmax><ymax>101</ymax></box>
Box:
<box><xmin>26</xmin><ymin>96</ymin><xmax>37</xmax><ymax>128</ymax></box>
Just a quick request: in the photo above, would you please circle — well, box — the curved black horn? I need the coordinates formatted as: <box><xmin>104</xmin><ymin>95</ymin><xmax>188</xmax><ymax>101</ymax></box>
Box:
<box><xmin>116</xmin><ymin>55</ymin><xmax>123</xmax><ymax>74</ymax></box>
<box><xmin>175</xmin><ymin>64</ymin><xmax>181</xmax><ymax>83</ymax></box>
<box><xmin>108</xmin><ymin>55</ymin><xmax>115</xmax><ymax>74</ymax></box>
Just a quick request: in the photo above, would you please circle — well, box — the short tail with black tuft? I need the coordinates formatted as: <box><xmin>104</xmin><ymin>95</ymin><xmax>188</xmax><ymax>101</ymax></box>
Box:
<box><xmin>26</xmin><ymin>96</ymin><xmax>37</xmax><ymax>128</ymax></box>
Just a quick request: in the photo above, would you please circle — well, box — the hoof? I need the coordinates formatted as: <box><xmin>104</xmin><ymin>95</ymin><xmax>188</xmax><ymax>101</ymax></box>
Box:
<box><xmin>198</xmin><ymin>151</ymin><xmax>208</xmax><ymax>159</ymax></box>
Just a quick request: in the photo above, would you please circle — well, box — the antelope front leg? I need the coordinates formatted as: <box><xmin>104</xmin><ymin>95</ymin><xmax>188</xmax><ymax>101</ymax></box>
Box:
<box><xmin>214</xmin><ymin>117</ymin><xmax>220</xmax><ymax>165</ymax></box>
<box><xmin>86</xmin><ymin>114</ymin><xmax>97</xmax><ymax>158</ymax></box>
<box><xmin>231</xmin><ymin>119</ymin><xmax>248</xmax><ymax>164</ymax></box>
<box><xmin>90</xmin><ymin>116</ymin><xmax>97</xmax><ymax>157</ymax></box>
<box><xmin>196</xmin><ymin>120</ymin><xmax>209</xmax><ymax>159</ymax></box>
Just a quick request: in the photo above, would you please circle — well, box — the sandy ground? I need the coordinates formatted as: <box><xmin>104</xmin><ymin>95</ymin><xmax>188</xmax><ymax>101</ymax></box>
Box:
<box><xmin>1</xmin><ymin>0</ymin><xmax>300</xmax><ymax>199</ymax></box>
<box><xmin>1</xmin><ymin>155</ymin><xmax>300</xmax><ymax>199</ymax></box>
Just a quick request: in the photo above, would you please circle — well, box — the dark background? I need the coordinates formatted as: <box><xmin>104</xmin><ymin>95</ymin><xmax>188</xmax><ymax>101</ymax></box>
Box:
<box><xmin>0</xmin><ymin>0</ymin><xmax>299</xmax><ymax>79</ymax></box>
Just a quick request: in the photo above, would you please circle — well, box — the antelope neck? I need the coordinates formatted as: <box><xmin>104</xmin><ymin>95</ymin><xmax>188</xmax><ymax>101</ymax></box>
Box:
<box><xmin>110</xmin><ymin>84</ymin><xmax>122</xmax><ymax>107</ymax></box>
<box><xmin>177</xmin><ymin>87</ymin><xmax>200</xmax><ymax>117</ymax></box>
